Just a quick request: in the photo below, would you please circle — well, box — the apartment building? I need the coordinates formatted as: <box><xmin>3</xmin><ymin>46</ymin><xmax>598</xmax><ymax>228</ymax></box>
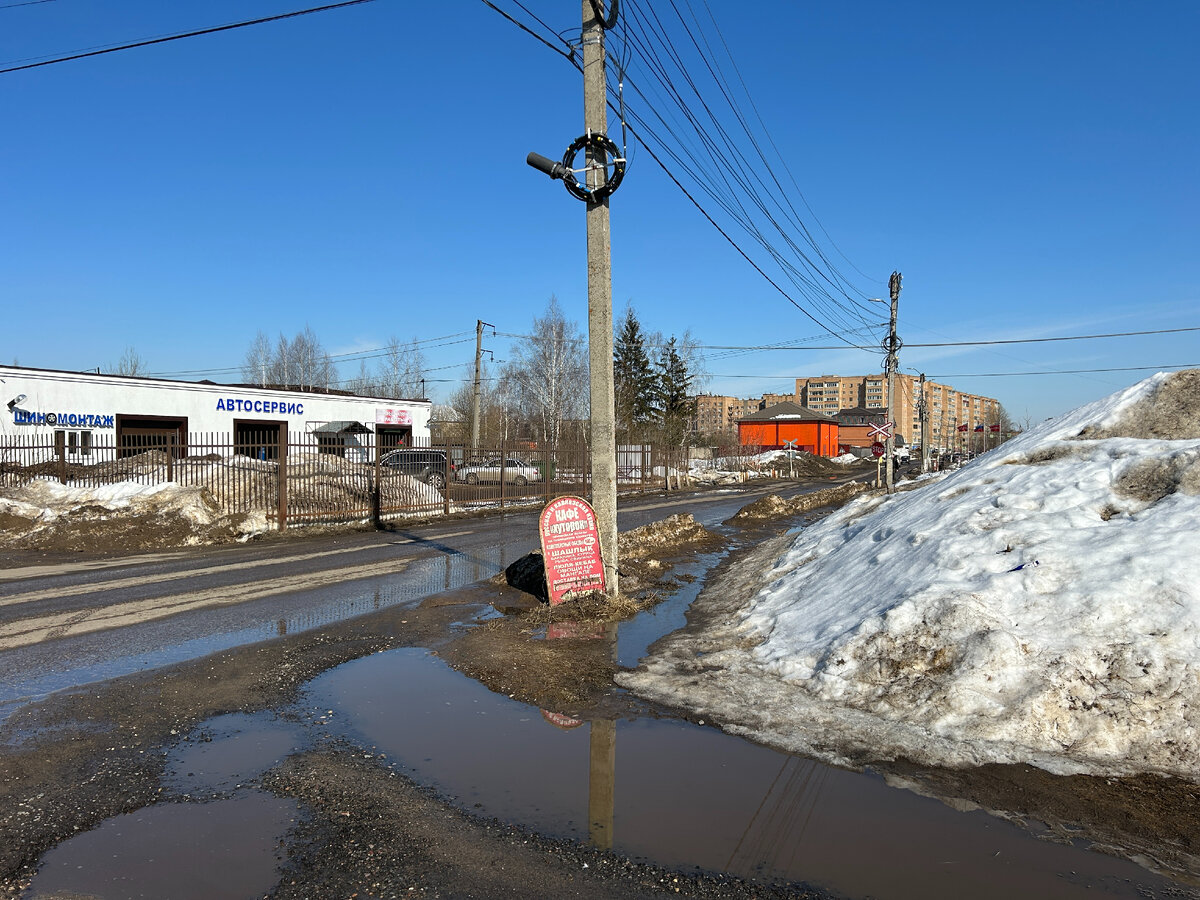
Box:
<box><xmin>694</xmin><ymin>375</ymin><xmax>1003</xmax><ymax>450</ymax></box>
<box><xmin>794</xmin><ymin>373</ymin><xmax>1000</xmax><ymax>451</ymax></box>
<box><xmin>694</xmin><ymin>393</ymin><xmax>759</xmax><ymax>438</ymax></box>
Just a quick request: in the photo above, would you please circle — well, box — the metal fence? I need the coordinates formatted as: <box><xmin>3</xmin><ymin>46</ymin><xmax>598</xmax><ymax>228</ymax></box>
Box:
<box><xmin>0</xmin><ymin>431</ymin><xmax>698</xmax><ymax>530</ymax></box>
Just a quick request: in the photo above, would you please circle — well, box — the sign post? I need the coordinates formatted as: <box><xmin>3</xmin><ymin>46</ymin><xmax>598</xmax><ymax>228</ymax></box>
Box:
<box><xmin>539</xmin><ymin>496</ymin><xmax>607</xmax><ymax>605</ymax></box>
<box><xmin>782</xmin><ymin>438</ymin><xmax>797</xmax><ymax>479</ymax></box>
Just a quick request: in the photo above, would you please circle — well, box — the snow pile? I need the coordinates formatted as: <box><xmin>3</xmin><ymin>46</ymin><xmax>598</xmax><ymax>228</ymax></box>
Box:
<box><xmin>620</xmin><ymin>371</ymin><xmax>1200</xmax><ymax>779</ymax></box>
<box><xmin>0</xmin><ymin>479</ymin><xmax>271</xmax><ymax>547</ymax></box>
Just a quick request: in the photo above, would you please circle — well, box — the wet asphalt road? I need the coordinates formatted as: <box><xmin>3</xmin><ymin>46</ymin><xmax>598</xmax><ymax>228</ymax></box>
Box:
<box><xmin>0</xmin><ymin>476</ymin><xmax>858</xmax><ymax>720</ymax></box>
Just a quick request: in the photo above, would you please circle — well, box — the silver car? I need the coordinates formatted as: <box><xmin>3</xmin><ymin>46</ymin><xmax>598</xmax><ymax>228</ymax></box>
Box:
<box><xmin>455</xmin><ymin>457</ymin><xmax>541</xmax><ymax>485</ymax></box>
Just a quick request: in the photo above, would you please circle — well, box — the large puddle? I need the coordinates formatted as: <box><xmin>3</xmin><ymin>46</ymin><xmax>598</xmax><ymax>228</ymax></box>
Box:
<box><xmin>303</xmin><ymin>648</ymin><xmax>1189</xmax><ymax>900</ymax></box>
<box><xmin>29</xmin><ymin>615</ymin><xmax>1196</xmax><ymax>899</ymax></box>
<box><xmin>21</xmin><ymin>486</ymin><xmax>1196</xmax><ymax>899</ymax></box>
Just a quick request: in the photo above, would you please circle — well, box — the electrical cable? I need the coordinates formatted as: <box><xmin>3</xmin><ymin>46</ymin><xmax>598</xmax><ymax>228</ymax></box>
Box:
<box><xmin>928</xmin><ymin>364</ymin><xmax>1200</xmax><ymax>379</ymax></box>
<box><xmin>0</xmin><ymin>0</ymin><xmax>379</xmax><ymax>75</ymax></box>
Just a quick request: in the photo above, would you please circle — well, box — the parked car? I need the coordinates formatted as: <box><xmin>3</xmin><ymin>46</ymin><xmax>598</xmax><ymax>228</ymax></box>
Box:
<box><xmin>455</xmin><ymin>457</ymin><xmax>541</xmax><ymax>486</ymax></box>
<box><xmin>378</xmin><ymin>448</ymin><xmax>455</xmax><ymax>490</ymax></box>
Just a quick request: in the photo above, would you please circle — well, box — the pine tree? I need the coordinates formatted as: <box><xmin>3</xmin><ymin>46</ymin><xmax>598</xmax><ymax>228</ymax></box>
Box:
<box><xmin>655</xmin><ymin>336</ymin><xmax>695</xmax><ymax>444</ymax></box>
<box><xmin>613</xmin><ymin>307</ymin><xmax>657</xmax><ymax>437</ymax></box>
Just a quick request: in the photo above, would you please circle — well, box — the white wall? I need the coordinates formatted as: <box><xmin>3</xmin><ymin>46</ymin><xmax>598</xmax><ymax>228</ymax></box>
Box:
<box><xmin>0</xmin><ymin>366</ymin><xmax>431</xmax><ymax>444</ymax></box>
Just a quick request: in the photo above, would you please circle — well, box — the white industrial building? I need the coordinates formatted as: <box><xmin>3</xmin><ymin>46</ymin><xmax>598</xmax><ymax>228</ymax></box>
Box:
<box><xmin>0</xmin><ymin>365</ymin><xmax>432</xmax><ymax>462</ymax></box>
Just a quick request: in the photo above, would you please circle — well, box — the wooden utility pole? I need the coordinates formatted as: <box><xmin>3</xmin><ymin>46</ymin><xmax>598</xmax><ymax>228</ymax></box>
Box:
<box><xmin>583</xmin><ymin>0</ymin><xmax>618</xmax><ymax>595</ymax></box>
<box><xmin>884</xmin><ymin>271</ymin><xmax>901</xmax><ymax>494</ymax></box>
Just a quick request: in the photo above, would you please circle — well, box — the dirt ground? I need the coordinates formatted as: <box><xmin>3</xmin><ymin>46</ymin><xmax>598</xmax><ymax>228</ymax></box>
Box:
<box><xmin>3</xmin><ymin>478</ymin><xmax>1199</xmax><ymax>896</ymax></box>
<box><xmin>0</xmin><ymin>489</ymin><xmax>842</xmax><ymax>898</ymax></box>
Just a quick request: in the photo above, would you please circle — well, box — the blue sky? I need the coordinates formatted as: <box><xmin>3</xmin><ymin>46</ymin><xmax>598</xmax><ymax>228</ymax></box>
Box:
<box><xmin>2</xmin><ymin>0</ymin><xmax>1196</xmax><ymax>424</ymax></box>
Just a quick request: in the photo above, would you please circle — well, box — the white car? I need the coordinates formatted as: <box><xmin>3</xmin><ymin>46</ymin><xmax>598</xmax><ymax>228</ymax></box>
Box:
<box><xmin>455</xmin><ymin>457</ymin><xmax>541</xmax><ymax>485</ymax></box>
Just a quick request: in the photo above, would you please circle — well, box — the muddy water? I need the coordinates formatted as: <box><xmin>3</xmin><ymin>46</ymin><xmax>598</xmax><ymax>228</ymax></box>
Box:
<box><xmin>25</xmin><ymin>793</ymin><xmax>299</xmax><ymax>900</ymax></box>
<box><xmin>0</xmin><ymin>540</ymin><xmax>515</xmax><ymax>721</ymax></box>
<box><xmin>23</xmin><ymin>485</ymin><xmax>1193</xmax><ymax>898</ymax></box>
<box><xmin>303</xmin><ymin>647</ymin><xmax>1186</xmax><ymax>900</ymax></box>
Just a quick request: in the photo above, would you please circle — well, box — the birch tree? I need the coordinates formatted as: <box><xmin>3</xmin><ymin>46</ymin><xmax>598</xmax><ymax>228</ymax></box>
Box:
<box><xmin>502</xmin><ymin>296</ymin><xmax>587</xmax><ymax>445</ymax></box>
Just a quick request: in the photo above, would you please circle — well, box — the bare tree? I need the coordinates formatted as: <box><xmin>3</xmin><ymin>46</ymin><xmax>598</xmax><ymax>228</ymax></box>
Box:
<box><xmin>288</xmin><ymin>325</ymin><xmax>334</xmax><ymax>391</ymax></box>
<box><xmin>245</xmin><ymin>327</ymin><xmax>335</xmax><ymax>391</ymax></box>
<box><xmin>112</xmin><ymin>346</ymin><xmax>147</xmax><ymax>376</ymax></box>
<box><xmin>344</xmin><ymin>336</ymin><xmax>427</xmax><ymax>399</ymax></box>
<box><xmin>242</xmin><ymin>331</ymin><xmax>273</xmax><ymax>387</ymax></box>
<box><xmin>446</xmin><ymin>359</ymin><xmax>507</xmax><ymax>446</ymax></box>
<box><xmin>502</xmin><ymin>296</ymin><xmax>587</xmax><ymax>445</ymax></box>
<box><xmin>379</xmin><ymin>337</ymin><xmax>426</xmax><ymax>398</ymax></box>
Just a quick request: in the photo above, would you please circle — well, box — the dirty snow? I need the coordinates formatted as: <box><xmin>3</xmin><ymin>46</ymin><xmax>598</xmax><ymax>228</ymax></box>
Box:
<box><xmin>620</xmin><ymin>371</ymin><xmax>1200</xmax><ymax>780</ymax></box>
<box><xmin>0</xmin><ymin>480</ymin><xmax>272</xmax><ymax>544</ymax></box>
<box><xmin>0</xmin><ymin>452</ymin><xmax>449</xmax><ymax>548</ymax></box>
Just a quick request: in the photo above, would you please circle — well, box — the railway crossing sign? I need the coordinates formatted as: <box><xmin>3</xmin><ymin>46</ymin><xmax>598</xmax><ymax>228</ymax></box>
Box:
<box><xmin>868</xmin><ymin>422</ymin><xmax>894</xmax><ymax>439</ymax></box>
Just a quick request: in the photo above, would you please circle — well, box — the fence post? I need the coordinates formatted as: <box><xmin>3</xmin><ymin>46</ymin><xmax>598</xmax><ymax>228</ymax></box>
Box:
<box><xmin>167</xmin><ymin>434</ymin><xmax>175</xmax><ymax>482</ymax></box>
<box><xmin>442</xmin><ymin>439</ymin><xmax>451</xmax><ymax>516</ymax></box>
<box><xmin>276</xmin><ymin>430</ymin><xmax>288</xmax><ymax>531</ymax></box>
<box><xmin>372</xmin><ymin>432</ymin><xmax>382</xmax><ymax>529</ymax></box>
<box><xmin>499</xmin><ymin>439</ymin><xmax>507</xmax><ymax>511</ymax></box>
<box><xmin>55</xmin><ymin>430</ymin><xmax>67</xmax><ymax>484</ymax></box>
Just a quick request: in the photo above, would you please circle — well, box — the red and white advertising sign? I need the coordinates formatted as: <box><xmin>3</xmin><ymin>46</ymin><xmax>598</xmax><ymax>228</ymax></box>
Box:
<box><xmin>376</xmin><ymin>408</ymin><xmax>412</xmax><ymax>426</ymax></box>
<box><xmin>539</xmin><ymin>496</ymin><xmax>606</xmax><ymax>605</ymax></box>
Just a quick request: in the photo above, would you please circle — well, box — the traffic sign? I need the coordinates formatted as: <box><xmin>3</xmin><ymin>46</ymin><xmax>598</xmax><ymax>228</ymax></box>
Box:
<box><xmin>868</xmin><ymin>422</ymin><xmax>893</xmax><ymax>439</ymax></box>
<box><xmin>871</xmin><ymin>441</ymin><xmax>885</xmax><ymax>458</ymax></box>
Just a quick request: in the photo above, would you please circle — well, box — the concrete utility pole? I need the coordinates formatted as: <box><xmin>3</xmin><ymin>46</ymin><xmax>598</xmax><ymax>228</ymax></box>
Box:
<box><xmin>884</xmin><ymin>271</ymin><xmax>901</xmax><ymax>494</ymax></box>
<box><xmin>918</xmin><ymin>372</ymin><xmax>931</xmax><ymax>474</ymax></box>
<box><xmin>583</xmin><ymin>0</ymin><xmax>619</xmax><ymax>596</ymax></box>
<box><xmin>471</xmin><ymin>319</ymin><xmax>492</xmax><ymax>452</ymax></box>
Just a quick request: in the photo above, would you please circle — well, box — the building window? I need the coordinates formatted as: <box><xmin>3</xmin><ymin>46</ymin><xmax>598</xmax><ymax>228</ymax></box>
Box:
<box><xmin>80</xmin><ymin>431</ymin><xmax>93</xmax><ymax>457</ymax></box>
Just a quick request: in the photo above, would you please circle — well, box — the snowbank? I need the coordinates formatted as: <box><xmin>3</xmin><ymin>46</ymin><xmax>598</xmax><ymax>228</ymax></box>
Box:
<box><xmin>0</xmin><ymin>480</ymin><xmax>272</xmax><ymax>545</ymax></box>
<box><xmin>620</xmin><ymin>371</ymin><xmax>1200</xmax><ymax>779</ymax></box>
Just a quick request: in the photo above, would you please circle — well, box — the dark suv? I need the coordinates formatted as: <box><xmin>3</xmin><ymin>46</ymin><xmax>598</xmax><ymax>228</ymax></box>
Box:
<box><xmin>379</xmin><ymin>449</ymin><xmax>455</xmax><ymax>490</ymax></box>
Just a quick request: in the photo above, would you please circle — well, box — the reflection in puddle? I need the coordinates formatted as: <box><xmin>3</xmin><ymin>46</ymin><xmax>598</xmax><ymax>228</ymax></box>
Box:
<box><xmin>1</xmin><ymin>544</ymin><xmax>514</xmax><ymax>721</ymax></box>
<box><xmin>305</xmin><ymin>648</ymin><xmax>1189</xmax><ymax>900</ymax></box>
<box><xmin>165</xmin><ymin>712</ymin><xmax>308</xmax><ymax>795</ymax></box>
<box><xmin>26</xmin><ymin>793</ymin><xmax>298</xmax><ymax>900</ymax></box>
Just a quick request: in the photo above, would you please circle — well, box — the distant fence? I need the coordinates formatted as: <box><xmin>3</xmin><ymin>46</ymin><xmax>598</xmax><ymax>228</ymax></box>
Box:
<box><xmin>0</xmin><ymin>432</ymin><xmax>736</xmax><ymax>530</ymax></box>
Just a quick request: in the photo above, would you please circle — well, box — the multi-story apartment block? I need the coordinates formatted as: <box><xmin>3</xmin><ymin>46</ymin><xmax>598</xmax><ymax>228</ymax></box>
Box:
<box><xmin>759</xmin><ymin>392</ymin><xmax>796</xmax><ymax>409</ymax></box>
<box><xmin>694</xmin><ymin>376</ymin><xmax>1002</xmax><ymax>451</ymax></box>
<box><xmin>694</xmin><ymin>393</ymin><xmax>759</xmax><ymax>438</ymax></box>
<box><xmin>795</xmin><ymin>373</ymin><xmax>1001</xmax><ymax>451</ymax></box>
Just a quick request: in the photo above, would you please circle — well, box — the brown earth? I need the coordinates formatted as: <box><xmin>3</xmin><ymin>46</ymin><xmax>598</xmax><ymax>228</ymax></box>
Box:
<box><xmin>0</xmin><ymin>490</ymin><xmax>837</xmax><ymax>898</ymax></box>
<box><xmin>3</xmin><ymin>480</ymin><xmax>1198</xmax><ymax>895</ymax></box>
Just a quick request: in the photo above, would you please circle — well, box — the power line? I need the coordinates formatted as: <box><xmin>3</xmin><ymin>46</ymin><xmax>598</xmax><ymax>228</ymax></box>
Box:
<box><xmin>491</xmin><ymin>324</ymin><xmax>1200</xmax><ymax>354</ymax></box>
<box><xmin>929</xmin><ymin>363</ymin><xmax>1199</xmax><ymax>379</ymax></box>
<box><xmin>481</xmin><ymin>0</ymin><xmax>882</xmax><ymax>347</ymax></box>
<box><xmin>907</xmin><ymin>325</ymin><xmax>1200</xmax><ymax>348</ymax></box>
<box><xmin>0</xmin><ymin>0</ymin><xmax>379</xmax><ymax>75</ymax></box>
<box><xmin>477</xmin><ymin>0</ymin><xmax>574</xmax><ymax>60</ymax></box>
<box><xmin>0</xmin><ymin>0</ymin><xmax>54</xmax><ymax>9</ymax></box>
<box><xmin>145</xmin><ymin>332</ymin><xmax>475</xmax><ymax>379</ymax></box>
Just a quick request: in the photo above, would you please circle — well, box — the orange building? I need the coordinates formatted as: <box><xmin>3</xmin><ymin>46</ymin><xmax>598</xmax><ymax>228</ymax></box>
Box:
<box><xmin>738</xmin><ymin>402</ymin><xmax>839</xmax><ymax>456</ymax></box>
